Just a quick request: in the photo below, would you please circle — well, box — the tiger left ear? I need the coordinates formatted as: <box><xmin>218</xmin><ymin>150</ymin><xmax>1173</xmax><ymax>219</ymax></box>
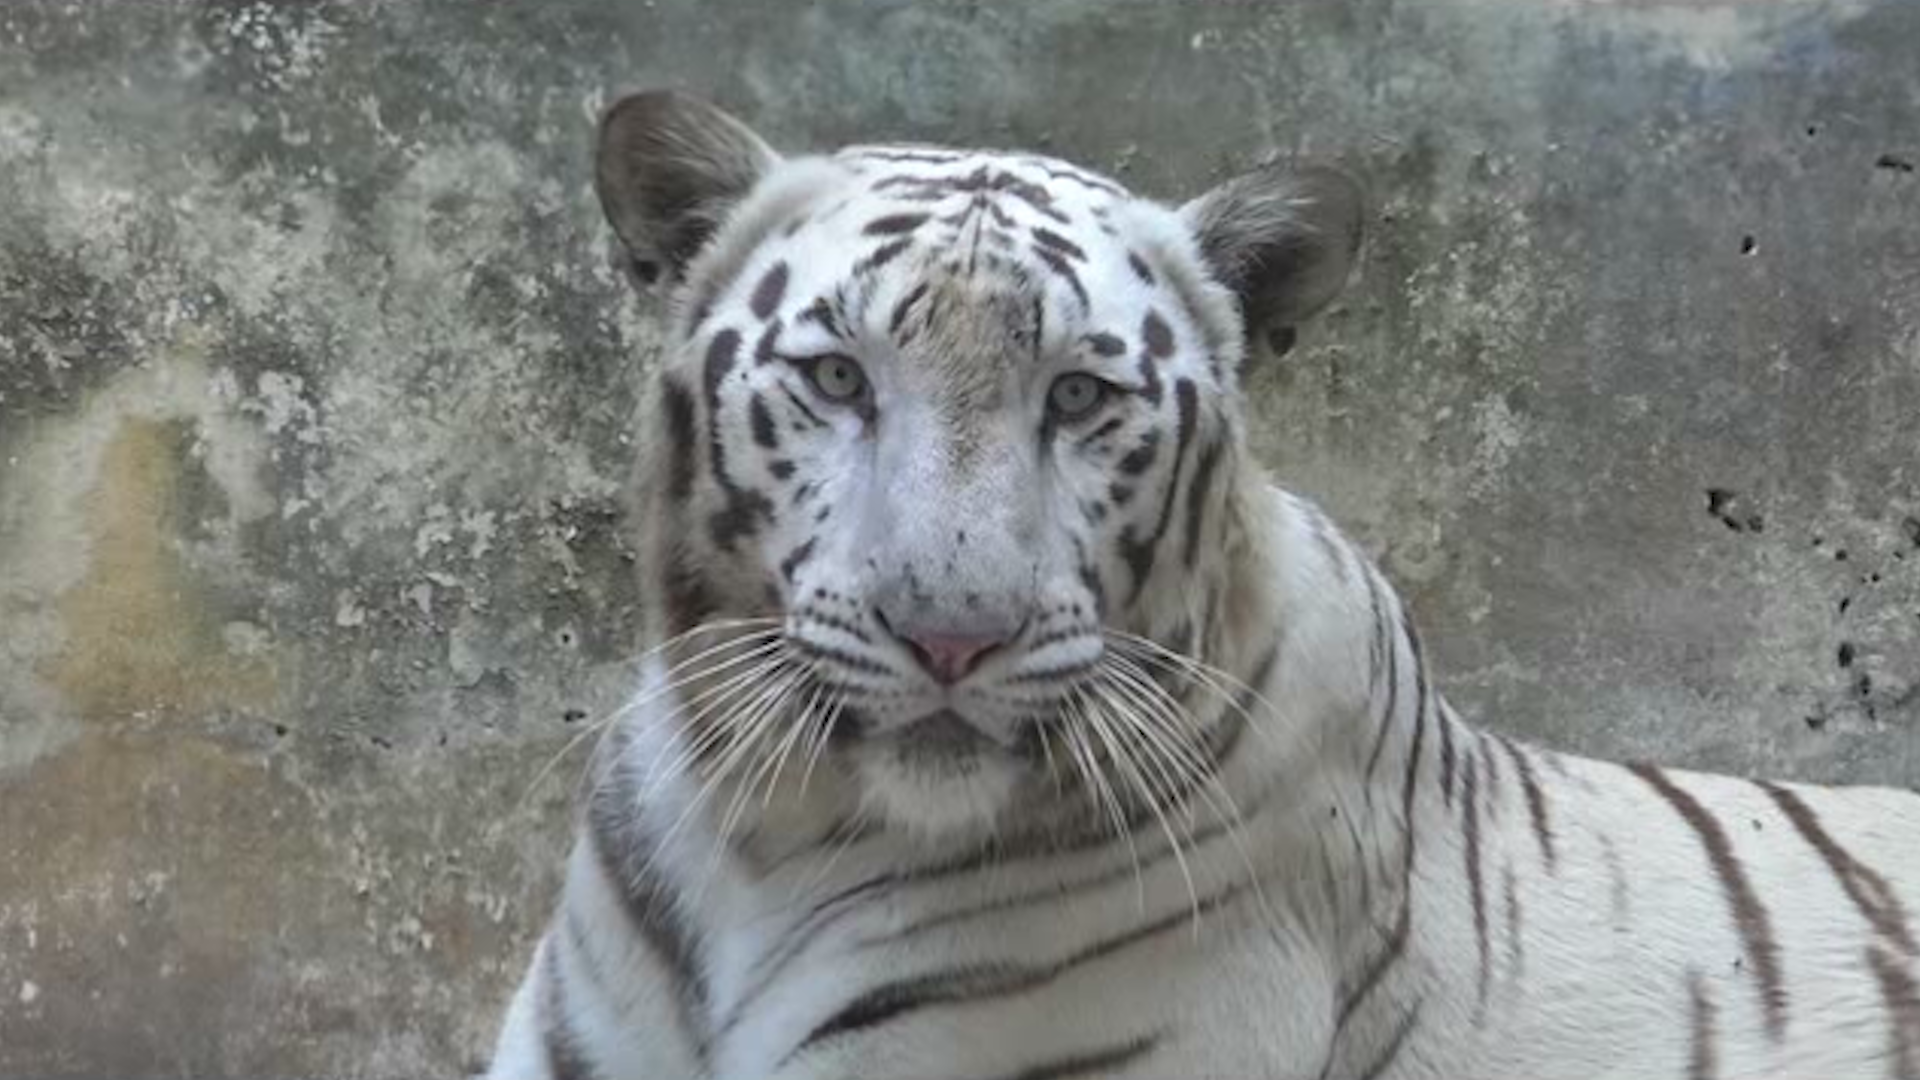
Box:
<box><xmin>595</xmin><ymin>89</ymin><xmax>783</xmax><ymax>286</ymax></box>
<box><xmin>1180</xmin><ymin>163</ymin><xmax>1365</xmax><ymax>356</ymax></box>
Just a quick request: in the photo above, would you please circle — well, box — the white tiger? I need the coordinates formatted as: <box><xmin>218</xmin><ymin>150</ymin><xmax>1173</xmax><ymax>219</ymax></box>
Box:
<box><xmin>484</xmin><ymin>89</ymin><xmax>1920</xmax><ymax>1080</ymax></box>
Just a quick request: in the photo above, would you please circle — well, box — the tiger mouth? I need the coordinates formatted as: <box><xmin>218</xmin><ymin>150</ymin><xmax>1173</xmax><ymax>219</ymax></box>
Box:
<box><xmin>836</xmin><ymin>704</ymin><xmax>1053</xmax><ymax>768</ymax></box>
<box><xmin>876</xmin><ymin>709</ymin><xmax>1010</xmax><ymax>774</ymax></box>
<box><xmin>896</xmin><ymin>708</ymin><xmax>987</xmax><ymax>751</ymax></box>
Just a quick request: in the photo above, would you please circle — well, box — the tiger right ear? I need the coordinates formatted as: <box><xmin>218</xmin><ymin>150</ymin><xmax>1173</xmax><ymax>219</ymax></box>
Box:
<box><xmin>594</xmin><ymin>90</ymin><xmax>782</xmax><ymax>285</ymax></box>
<box><xmin>1180</xmin><ymin>163</ymin><xmax>1365</xmax><ymax>357</ymax></box>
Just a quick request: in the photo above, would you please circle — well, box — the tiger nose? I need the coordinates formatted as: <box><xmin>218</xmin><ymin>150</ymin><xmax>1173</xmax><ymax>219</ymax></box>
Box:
<box><xmin>881</xmin><ymin>619</ymin><xmax>1014</xmax><ymax>685</ymax></box>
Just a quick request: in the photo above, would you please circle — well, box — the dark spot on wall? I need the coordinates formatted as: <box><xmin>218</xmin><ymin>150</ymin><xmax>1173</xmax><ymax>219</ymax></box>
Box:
<box><xmin>1838</xmin><ymin>641</ymin><xmax>1856</xmax><ymax>668</ymax></box>
<box><xmin>1705</xmin><ymin>488</ymin><xmax>1763</xmax><ymax>533</ymax></box>
<box><xmin>1876</xmin><ymin>153</ymin><xmax>1916</xmax><ymax>174</ymax></box>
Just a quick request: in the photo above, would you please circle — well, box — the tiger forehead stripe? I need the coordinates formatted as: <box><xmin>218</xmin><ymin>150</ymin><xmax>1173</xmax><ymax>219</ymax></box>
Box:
<box><xmin>1142</xmin><ymin>311</ymin><xmax>1175</xmax><ymax>359</ymax></box>
<box><xmin>749</xmin><ymin>260</ymin><xmax>789</xmax><ymax>320</ymax></box>
<box><xmin>1031</xmin><ymin>226</ymin><xmax>1088</xmax><ymax>261</ymax></box>
<box><xmin>798</xmin><ymin>295</ymin><xmax>848</xmax><ymax>339</ymax></box>
<box><xmin>853</xmin><ymin>237</ymin><xmax>914</xmax><ymax>276</ymax></box>
<box><xmin>752</xmin><ymin>319</ymin><xmax>782</xmax><ymax>365</ymax></box>
<box><xmin>888</xmin><ymin>281</ymin><xmax>932</xmax><ymax>339</ymax></box>
<box><xmin>863</xmin><ymin>212</ymin><xmax>928</xmax><ymax>236</ymax></box>
<box><xmin>871</xmin><ymin>164</ymin><xmax>1072</xmax><ymax>224</ymax></box>
<box><xmin>1128</xmin><ymin>250</ymin><xmax>1156</xmax><ymax>285</ymax></box>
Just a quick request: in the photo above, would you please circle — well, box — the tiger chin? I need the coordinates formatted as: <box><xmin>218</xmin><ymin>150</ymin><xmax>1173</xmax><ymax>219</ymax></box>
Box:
<box><xmin>485</xmin><ymin>90</ymin><xmax>1920</xmax><ymax>1080</ymax></box>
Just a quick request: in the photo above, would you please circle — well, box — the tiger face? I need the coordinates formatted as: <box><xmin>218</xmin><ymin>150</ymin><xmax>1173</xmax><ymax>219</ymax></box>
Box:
<box><xmin>597</xmin><ymin>92</ymin><xmax>1362</xmax><ymax>838</ymax></box>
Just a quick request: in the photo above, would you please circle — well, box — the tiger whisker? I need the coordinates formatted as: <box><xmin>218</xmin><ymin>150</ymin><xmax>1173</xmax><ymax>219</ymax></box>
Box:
<box><xmin>1083</xmin><ymin>681</ymin><xmax>1203</xmax><ymax>931</ymax></box>
<box><xmin>639</xmin><ymin>651</ymin><xmax>799</xmax><ymax>797</ymax></box>
<box><xmin>789</xmin><ymin>804</ymin><xmax>874</xmax><ymax>909</ymax></box>
<box><xmin>1105</xmin><ymin>641</ymin><xmax>1282</xmax><ymax>756</ymax></box>
<box><xmin>751</xmin><ymin>672</ymin><xmax>826</xmax><ymax>813</ymax></box>
<box><xmin>669</xmin><ymin>664</ymin><xmax>805</xmax><ymax>899</ymax></box>
<box><xmin>1104</xmin><ymin>630</ymin><xmax>1287</xmax><ymax>740</ymax></box>
<box><xmin>1096</xmin><ymin>659</ymin><xmax>1217</xmax><ymax>828</ymax></box>
<box><xmin>1100</xmin><ymin>652</ymin><xmax>1279</xmax><ymax>936</ymax></box>
<box><xmin>1035</xmin><ymin>715</ymin><xmax>1067</xmax><ymax>803</ymax></box>
<box><xmin>1101</xmin><ymin>654</ymin><xmax>1236</xmax><ymax>809</ymax></box>
<box><xmin>1103</xmin><ymin>630</ymin><xmax>1254</xmax><ymax>699</ymax></box>
<box><xmin>513</xmin><ymin>628</ymin><xmax>787</xmax><ymax>812</ymax></box>
<box><xmin>781</xmin><ymin>673</ymin><xmax>831</xmax><ymax>804</ymax></box>
<box><xmin>1064</xmin><ymin>687</ymin><xmax>1146</xmax><ymax>912</ymax></box>
<box><xmin>797</xmin><ymin>681</ymin><xmax>847</xmax><ymax>800</ymax></box>
<box><xmin>713</xmin><ymin>668</ymin><xmax>811</xmax><ymax>854</ymax></box>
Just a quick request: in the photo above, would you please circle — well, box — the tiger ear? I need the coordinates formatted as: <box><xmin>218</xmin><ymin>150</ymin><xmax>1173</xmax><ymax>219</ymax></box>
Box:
<box><xmin>1180</xmin><ymin>163</ymin><xmax>1365</xmax><ymax>355</ymax></box>
<box><xmin>594</xmin><ymin>90</ymin><xmax>782</xmax><ymax>285</ymax></box>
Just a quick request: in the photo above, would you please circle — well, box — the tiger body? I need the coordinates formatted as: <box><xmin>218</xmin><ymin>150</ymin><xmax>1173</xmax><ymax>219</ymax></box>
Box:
<box><xmin>486</xmin><ymin>91</ymin><xmax>1920</xmax><ymax>1080</ymax></box>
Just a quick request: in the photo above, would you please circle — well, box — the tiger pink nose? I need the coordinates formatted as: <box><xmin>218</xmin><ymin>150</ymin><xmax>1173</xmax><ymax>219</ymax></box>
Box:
<box><xmin>899</xmin><ymin>630</ymin><xmax>1008</xmax><ymax>685</ymax></box>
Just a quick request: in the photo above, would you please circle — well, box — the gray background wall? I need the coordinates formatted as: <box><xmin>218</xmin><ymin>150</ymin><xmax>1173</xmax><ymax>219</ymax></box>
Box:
<box><xmin>0</xmin><ymin>0</ymin><xmax>1915</xmax><ymax>1075</ymax></box>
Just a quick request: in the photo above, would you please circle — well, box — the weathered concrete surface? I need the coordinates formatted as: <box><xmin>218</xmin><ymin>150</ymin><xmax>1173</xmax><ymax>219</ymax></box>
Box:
<box><xmin>0</xmin><ymin>0</ymin><xmax>1914</xmax><ymax>1074</ymax></box>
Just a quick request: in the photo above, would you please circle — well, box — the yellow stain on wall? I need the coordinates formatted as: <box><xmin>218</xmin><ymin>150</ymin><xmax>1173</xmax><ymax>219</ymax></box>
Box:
<box><xmin>42</xmin><ymin>416</ymin><xmax>278</xmax><ymax>722</ymax></box>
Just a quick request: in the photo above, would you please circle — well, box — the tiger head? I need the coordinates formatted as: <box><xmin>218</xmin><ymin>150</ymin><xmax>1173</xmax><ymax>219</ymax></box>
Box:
<box><xmin>597</xmin><ymin>91</ymin><xmax>1363</xmax><ymax>840</ymax></box>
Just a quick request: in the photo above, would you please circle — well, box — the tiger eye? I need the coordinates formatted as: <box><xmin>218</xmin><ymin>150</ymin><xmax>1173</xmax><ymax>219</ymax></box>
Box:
<box><xmin>808</xmin><ymin>356</ymin><xmax>868</xmax><ymax>403</ymax></box>
<box><xmin>1047</xmin><ymin>373</ymin><xmax>1109</xmax><ymax>421</ymax></box>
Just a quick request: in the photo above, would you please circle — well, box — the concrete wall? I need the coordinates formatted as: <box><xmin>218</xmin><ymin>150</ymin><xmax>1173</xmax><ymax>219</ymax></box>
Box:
<box><xmin>1</xmin><ymin>0</ymin><xmax>1915</xmax><ymax>1074</ymax></box>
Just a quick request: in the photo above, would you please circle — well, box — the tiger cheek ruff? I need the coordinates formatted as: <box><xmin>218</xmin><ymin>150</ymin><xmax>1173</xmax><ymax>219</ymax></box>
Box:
<box><xmin>483</xmin><ymin>90</ymin><xmax>1920</xmax><ymax>1080</ymax></box>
